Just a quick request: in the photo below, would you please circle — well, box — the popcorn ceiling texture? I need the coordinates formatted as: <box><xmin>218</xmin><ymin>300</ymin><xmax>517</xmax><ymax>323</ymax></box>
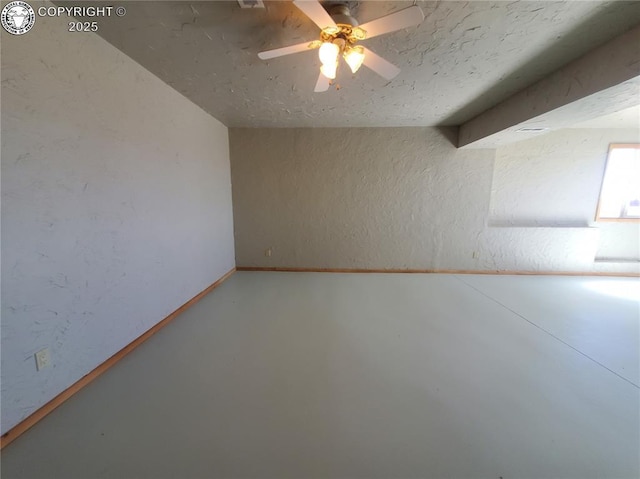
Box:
<box><xmin>86</xmin><ymin>1</ymin><xmax>640</xmax><ymax>128</ymax></box>
<box><xmin>1</xmin><ymin>14</ymin><xmax>235</xmax><ymax>434</ymax></box>
<box><xmin>230</xmin><ymin>128</ymin><xmax>639</xmax><ymax>274</ymax></box>
<box><xmin>458</xmin><ymin>25</ymin><xmax>640</xmax><ymax>148</ymax></box>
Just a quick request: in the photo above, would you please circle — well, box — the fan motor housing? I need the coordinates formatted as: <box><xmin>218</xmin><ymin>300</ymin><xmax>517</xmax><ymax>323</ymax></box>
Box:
<box><xmin>326</xmin><ymin>2</ymin><xmax>359</xmax><ymax>26</ymax></box>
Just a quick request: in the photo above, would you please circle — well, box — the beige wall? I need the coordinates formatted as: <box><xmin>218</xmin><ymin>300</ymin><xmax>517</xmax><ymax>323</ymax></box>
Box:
<box><xmin>1</xmin><ymin>11</ymin><xmax>235</xmax><ymax>434</ymax></box>
<box><xmin>230</xmin><ymin>127</ymin><xmax>638</xmax><ymax>274</ymax></box>
<box><xmin>230</xmin><ymin>127</ymin><xmax>494</xmax><ymax>270</ymax></box>
<box><xmin>491</xmin><ymin>128</ymin><xmax>640</xmax><ymax>269</ymax></box>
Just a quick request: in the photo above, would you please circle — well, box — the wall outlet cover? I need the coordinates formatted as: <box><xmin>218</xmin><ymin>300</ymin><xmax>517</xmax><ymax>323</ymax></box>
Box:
<box><xmin>35</xmin><ymin>348</ymin><xmax>50</xmax><ymax>371</ymax></box>
<box><xmin>238</xmin><ymin>0</ymin><xmax>264</xmax><ymax>8</ymax></box>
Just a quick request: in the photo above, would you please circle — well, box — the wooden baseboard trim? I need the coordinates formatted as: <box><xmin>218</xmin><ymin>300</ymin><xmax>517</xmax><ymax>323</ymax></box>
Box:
<box><xmin>0</xmin><ymin>267</ymin><xmax>236</xmax><ymax>450</ymax></box>
<box><xmin>236</xmin><ymin>266</ymin><xmax>639</xmax><ymax>277</ymax></box>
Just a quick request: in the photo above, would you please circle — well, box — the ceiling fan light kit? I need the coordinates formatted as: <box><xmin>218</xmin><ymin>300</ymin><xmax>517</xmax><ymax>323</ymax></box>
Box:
<box><xmin>257</xmin><ymin>0</ymin><xmax>425</xmax><ymax>92</ymax></box>
<box><xmin>319</xmin><ymin>24</ymin><xmax>367</xmax><ymax>77</ymax></box>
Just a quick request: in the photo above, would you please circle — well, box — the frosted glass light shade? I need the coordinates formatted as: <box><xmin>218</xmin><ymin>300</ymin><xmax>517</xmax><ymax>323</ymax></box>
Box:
<box><xmin>320</xmin><ymin>62</ymin><xmax>337</xmax><ymax>79</ymax></box>
<box><xmin>344</xmin><ymin>46</ymin><xmax>365</xmax><ymax>73</ymax></box>
<box><xmin>319</xmin><ymin>42</ymin><xmax>339</xmax><ymax>66</ymax></box>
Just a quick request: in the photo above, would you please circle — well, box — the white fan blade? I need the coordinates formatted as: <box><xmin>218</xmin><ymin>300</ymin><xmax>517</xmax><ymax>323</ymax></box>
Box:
<box><xmin>314</xmin><ymin>72</ymin><xmax>330</xmax><ymax>92</ymax></box>
<box><xmin>258</xmin><ymin>41</ymin><xmax>318</xmax><ymax>60</ymax></box>
<box><xmin>358</xmin><ymin>6</ymin><xmax>424</xmax><ymax>39</ymax></box>
<box><xmin>362</xmin><ymin>47</ymin><xmax>401</xmax><ymax>80</ymax></box>
<box><xmin>293</xmin><ymin>0</ymin><xmax>337</xmax><ymax>31</ymax></box>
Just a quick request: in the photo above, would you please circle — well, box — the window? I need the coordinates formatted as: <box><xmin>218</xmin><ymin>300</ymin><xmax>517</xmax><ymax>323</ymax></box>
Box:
<box><xmin>596</xmin><ymin>144</ymin><xmax>640</xmax><ymax>221</ymax></box>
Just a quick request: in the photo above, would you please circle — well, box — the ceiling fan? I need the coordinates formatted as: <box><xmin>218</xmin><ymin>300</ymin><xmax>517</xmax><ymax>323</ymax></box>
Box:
<box><xmin>258</xmin><ymin>1</ymin><xmax>425</xmax><ymax>92</ymax></box>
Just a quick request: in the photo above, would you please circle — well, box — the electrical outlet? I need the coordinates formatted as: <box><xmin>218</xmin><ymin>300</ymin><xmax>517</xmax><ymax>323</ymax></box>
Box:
<box><xmin>265</xmin><ymin>248</ymin><xmax>272</xmax><ymax>257</ymax></box>
<box><xmin>35</xmin><ymin>348</ymin><xmax>50</xmax><ymax>371</ymax></box>
<box><xmin>472</xmin><ymin>251</ymin><xmax>479</xmax><ymax>259</ymax></box>
<box><xmin>237</xmin><ymin>0</ymin><xmax>264</xmax><ymax>8</ymax></box>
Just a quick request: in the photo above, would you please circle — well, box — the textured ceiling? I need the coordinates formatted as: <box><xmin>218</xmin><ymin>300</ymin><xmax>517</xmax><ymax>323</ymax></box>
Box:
<box><xmin>79</xmin><ymin>1</ymin><xmax>640</xmax><ymax>127</ymax></box>
<box><xmin>569</xmin><ymin>104</ymin><xmax>640</xmax><ymax>129</ymax></box>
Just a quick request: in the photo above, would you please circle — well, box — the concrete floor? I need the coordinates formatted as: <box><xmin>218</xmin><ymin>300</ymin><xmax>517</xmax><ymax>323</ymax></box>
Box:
<box><xmin>1</xmin><ymin>272</ymin><xmax>639</xmax><ymax>478</ymax></box>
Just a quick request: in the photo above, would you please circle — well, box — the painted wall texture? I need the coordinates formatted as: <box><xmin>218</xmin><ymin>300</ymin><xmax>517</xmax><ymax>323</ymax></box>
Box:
<box><xmin>1</xmin><ymin>14</ymin><xmax>235</xmax><ymax>434</ymax></box>
<box><xmin>490</xmin><ymin>128</ymin><xmax>640</xmax><ymax>272</ymax></box>
<box><xmin>230</xmin><ymin>127</ymin><xmax>638</xmax><ymax>274</ymax></box>
<box><xmin>230</xmin><ymin>127</ymin><xmax>494</xmax><ymax>270</ymax></box>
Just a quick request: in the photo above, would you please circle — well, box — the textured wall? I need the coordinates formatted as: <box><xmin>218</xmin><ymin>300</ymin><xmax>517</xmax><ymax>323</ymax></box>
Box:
<box><xmin>1</xmin><ymin>14</ymin><xmax>235</xmax><ymax>434</ymax></box>
<box><xmin>230</xmin><ymin>127</ymin><xmax>494</xmax><ymax>269</ymax></box>
<box><xmin>230</xmin><ymin>127</ymin><xmax>638</xmax><ymax>274</ymax></box>
<box><xmin>490</xmin><ymin>128</ymin><xmax>640</xmax><ymax>271</ymax></box>
<box><xmin>490</xmin><ymin>128</ymin><xmax>640</xmax><ymax>225</ymax></box>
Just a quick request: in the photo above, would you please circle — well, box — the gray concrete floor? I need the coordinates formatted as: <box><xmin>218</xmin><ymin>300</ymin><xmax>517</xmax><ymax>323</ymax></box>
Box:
<box><xmin>2</xmin><ymin>272</ymin><xmax>639</xmax><ymax>479</ymax></box>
